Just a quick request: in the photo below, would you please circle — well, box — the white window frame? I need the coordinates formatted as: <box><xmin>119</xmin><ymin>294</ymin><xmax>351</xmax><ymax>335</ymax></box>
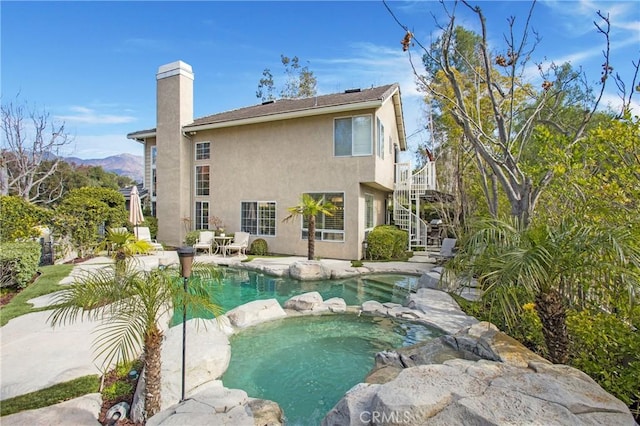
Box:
<box><xmin>334</xmin><ymin>115</ymin><xmax>373</xmax><ymax>157</ymax></box>
<box><xmin>195</xmin><ymin>165</ymin><xmax>210</xmax><ymax>196</ymax></box>
<box><xmin>241</xmin><ymin>201</ymin><xmax>277</xmax><ymax>236</ymax></box>
<box><xmin>377</xmin><ymin>118</ymin><xmax>385</xmax><ymax>160</ymax></box>
<box><xmin>150</xmin><ymin>146</ymin><xmax>157</xmax><ymax>215</ymax></box>
<box><xmin>301</xmin><ymin>192</ymin><xmax>345</xmax><ymax>242</ymax></box>
<box><xmin>365</xmin><ymin>193</ymin><xmax>374</xmax><ymax>230</ymax></box>
<box><xmin>195</xmin><ymin>201</ymin><xmax>209</xmax><ymax>230</ymax></box>
<box><xmin>195</xmin><ymin>141</ymin><xmax>211</xmax><ymax>160</ymax></box>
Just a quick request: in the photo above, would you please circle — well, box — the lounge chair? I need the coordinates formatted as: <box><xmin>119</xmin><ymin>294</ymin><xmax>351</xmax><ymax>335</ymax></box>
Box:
<box><xmin>193</xmin><ymin>230</ymin><xmax>215</xmax><ymax>255</ymax></box>
<box><xmin>136</xmin><ymin>227</ymin><xmax>164</xmax><ymax>252</ymax></box>
<box><xmin>433</xmin><ymin>237</ymin><xmax>456</xmax><ymax>262</ymax></box>
<box><xmin>223</xmin><ymin>232</ymin><xmax>250</xmax><ymax>257</ymax></box>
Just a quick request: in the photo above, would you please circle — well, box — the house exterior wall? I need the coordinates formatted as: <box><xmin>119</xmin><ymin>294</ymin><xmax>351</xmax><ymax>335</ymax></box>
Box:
<box><xmin>135</xmin><ymin>61</ymin><xmax>407</xmax><ymax>259</ymax></box>
<box><xmin>185</xmin><ymin>102</ymin><xmax>400</xmax><ymax>260</ymax></box>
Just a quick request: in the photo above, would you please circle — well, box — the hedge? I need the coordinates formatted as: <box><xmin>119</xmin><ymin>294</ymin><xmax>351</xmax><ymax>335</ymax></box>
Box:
<box><xmin>0</xmin><ymin>241</ymin><xmax>41</xmax><ymax>289</ymax></box>
<box><xmin>366</xmin><ymin>225</ymin><xmax>408</xmax><ymax>260</ymax></box>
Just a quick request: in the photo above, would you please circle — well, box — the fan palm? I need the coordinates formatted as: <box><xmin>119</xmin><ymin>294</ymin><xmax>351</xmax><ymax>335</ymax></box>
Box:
<box><xmin>48</xmin><ymin>259</ymin><xmax>222</xmax><ymax>419</ymax></box>
<box><xmin>284</xmin><ymin>194</ymin><xmax>336</xmax><ymax>260</ymax></box>
<box><xmin>449</xmin><ymin>217</ymin><xmax>640</xmax><ymax>364</ymax></box>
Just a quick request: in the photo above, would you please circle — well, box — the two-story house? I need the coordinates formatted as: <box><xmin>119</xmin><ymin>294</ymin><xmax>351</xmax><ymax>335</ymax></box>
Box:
<box><xmin>127</xmin><ymin>60</ymin><xmax>413</xmax><ymax>260</ymax></box>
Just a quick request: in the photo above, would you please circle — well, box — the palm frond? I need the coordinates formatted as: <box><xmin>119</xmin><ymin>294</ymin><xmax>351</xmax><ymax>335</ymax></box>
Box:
<box><xmin>92</xmin><ymin>311</ymin><xmax>147</xmax><ymax>370</ymax></box>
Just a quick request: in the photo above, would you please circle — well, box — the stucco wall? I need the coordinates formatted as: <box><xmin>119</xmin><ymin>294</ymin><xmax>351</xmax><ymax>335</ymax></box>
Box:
<box><xmin>185</xmin><ymin>105</ymin><xmax>400</xmax><ymax>260</ymax></box>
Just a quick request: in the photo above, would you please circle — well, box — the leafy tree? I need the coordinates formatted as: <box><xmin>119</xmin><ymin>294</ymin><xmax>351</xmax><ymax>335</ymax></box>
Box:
<box><xmin>534</xmin><ymin>113</ymin><xmax>640</xmax><ymax>225</ymax></box>
<box><xmin>448</xmin><ymin>216</ymin><xmax>640</xmax><ymax>364</ymax></box>
<box><xmin>0</xmin><ymin>195</ymin><xmax>52</xmax><ymax>242</ymax></box>
<box><xmin>1</xmin><ymin>98</ymin><xmax>73</xmax><ymax>204</ymax></box>
<box><xmin>48</xmin><ymin>261</ymin><xmax>222</xmax><ymax>419</ymax></box>
<box><xmin>284</xmin><ymin>194</ymin><xmax>336</xmax><ymax>260</ymax></box>
<box><xmin>387</xmin><ymin>1</ymin><xmax>635</xmax><ymax>226</ymax></box>
<box><xmin>51</xmin><ymin>187</ymin><xmax>127</xmax><ymax>258</ymax></box>
<box><xmin>256</xmin><ymin>55</ymin><xmax>317</xmax><ymax>102</ymax></box>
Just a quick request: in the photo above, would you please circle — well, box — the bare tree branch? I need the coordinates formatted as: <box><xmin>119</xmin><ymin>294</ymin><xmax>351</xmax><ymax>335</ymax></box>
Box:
<box><xmin>1</xmin><ymin>98</ymin><xmax>73</xmax><ymax>204</ymax></box>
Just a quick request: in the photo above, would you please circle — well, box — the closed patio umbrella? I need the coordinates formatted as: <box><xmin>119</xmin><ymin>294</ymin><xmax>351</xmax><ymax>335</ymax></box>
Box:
<box><xmin>129</xmin><ymin>185</ymin><xmax>145</xmax><ymax>239</ymax></box>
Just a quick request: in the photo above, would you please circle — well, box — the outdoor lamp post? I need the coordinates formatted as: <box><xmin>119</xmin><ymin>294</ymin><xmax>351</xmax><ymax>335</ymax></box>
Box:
<box><xmin>362</xmin><ymin>240</ymin><xmax>369</xmax><ymax>260</ymax></box>
<box><xmin>177</xmin><ymin>246</ymin><xmax>194</xmax><ymax>402</ymax></box>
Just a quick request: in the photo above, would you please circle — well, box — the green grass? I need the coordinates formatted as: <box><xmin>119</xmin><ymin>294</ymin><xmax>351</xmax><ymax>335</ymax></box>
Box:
<box><xmin>0</xmin><ymin>375</ymin><xmax>101</xmax><ymax>417</ymax></box>
<box><xmin>0</xmin><ymin>264</ymin><xmax>73</xmax><ymax>326</ymax></box>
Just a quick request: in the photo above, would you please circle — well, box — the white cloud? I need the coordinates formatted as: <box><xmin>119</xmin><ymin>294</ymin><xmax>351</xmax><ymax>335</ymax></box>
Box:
<box><xmin>55</xmin><ymin>106</ymin><xmax>136</xmax><ymax>125</ymax></box>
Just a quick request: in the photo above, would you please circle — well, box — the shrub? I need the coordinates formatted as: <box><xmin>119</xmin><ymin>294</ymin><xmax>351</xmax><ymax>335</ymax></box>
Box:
<box><xmin>453</xmin><ymin>288</ymin><xmax>547</xmax><ymax>357</ymax></box>
<box><xmin>0</xmin><ymin>196</ymin><xmax>52</xmax><ymax>242</ymax></box>
<box><xmin>366</xmin><ymin>225</ymin><xmax>408</xmax><ymax>260</ymax></box>
<box><xmin>142</xmin><ymin>215</ymin><xmax>158</xmax><ymax>239</ymax></box>
<box><xmin>567</xmin><ymin>309</ymin><xmax>640</xmax><ymax>415</ymax></box>
<box><xmin>102</xmin><ymin>380</ymin><xmax>133</xmax><ymax>401</ymax></box>
<box><xmin>249</xmin><ymin>238</ymin><xmax>268</xmax><ymax>255</ymax></box>
<box><xmin>0</xmin><ymin>241</ymin><xmax>41</xmax><ymax>289</ymax></box>
<box><xmin>184</xmin><ymin>230</ymin><xmax>201</xmax><ymax>246</ymax></box>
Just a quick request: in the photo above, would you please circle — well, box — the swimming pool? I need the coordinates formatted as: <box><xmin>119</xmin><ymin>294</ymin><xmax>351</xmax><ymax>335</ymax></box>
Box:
<box><xmin>209</xmin><ymin>268</ymin><xmax>418</xmax><ymax>312</ymax></box>
<box><xmin>222</xmin><ymin>314</ymin><xmax>442</xmax><ymax>425</ymax></box>
<box><xmin>173</xmin><ymin>268</ymin><xmax>437</xmax><ymax>424</ymax></box>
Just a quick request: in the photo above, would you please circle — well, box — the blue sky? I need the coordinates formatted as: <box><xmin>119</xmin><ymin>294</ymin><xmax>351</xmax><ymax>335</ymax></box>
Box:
<box><xmin>2</xmin><ymin>1</ymin><xmax>639</xmax><ymax>160</ymax></box>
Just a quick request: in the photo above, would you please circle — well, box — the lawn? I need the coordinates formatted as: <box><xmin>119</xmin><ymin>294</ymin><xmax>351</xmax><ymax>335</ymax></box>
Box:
<box><xmin>0</xmin><ymin>264</ymin><xmax>73</xmax><ymax>326</ymax></box>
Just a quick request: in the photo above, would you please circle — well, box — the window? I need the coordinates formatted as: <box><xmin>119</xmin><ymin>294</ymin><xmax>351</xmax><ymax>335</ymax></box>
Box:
<box><xmin>377</xmin><ymin>118</ymin><xmax>385</xmax><ymax>160</ymax></box>
<box><xmin>151</xmin><ymin>169</ymin><xmax>157</xmax><ymax>197</ymax></box>
<box><xmin>241</xmin><ymin>201</ymin><xmax>276</xmax><ymax>236</ymax></box>
<box><xmin>365</xmin><ymin>193</ymin><xmax>374</xmax><ymax>229</ymax></box>
<box><xmin>151</xmin><ymin>146</ymin><xmax>157</xmax><ymax>199</ymax></box>
<box><xmin>301</xmin><ymin>192</ymin><xmax>344</xmax><ymax>241</ymax></box>
<box><xmin>195</xmin><ymin>201</ymin><xmax>209</xmax><ymax>230</ymax></box>
<box><xmin>195</xmin><ymin>165</ymin><xmax>210</xmax><ymax>196</ymax></box>
<box><xmin>334</xmin><ymin>115</ymin><xmax>372</xmax><ymax>156</ymax></box>
<box><xmin>195</xmin><ymin>142</ymin><xmax>210</xmax><ymax>160</ymax></box>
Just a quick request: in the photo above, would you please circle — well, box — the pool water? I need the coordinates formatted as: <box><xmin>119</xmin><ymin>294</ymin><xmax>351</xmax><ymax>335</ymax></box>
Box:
<box><xmin>173</xmin><ymin>269</ymin><xmax>438</xmax><ymax>424</ymax></box>
<box><xmin>222</xmin><ymin>314</ymin><xmax>442</xmax><ymax>426</ymax></box>
<box><xmin>208</xmin><ymin>268</ymin><xmax>419</xmax><ymax>312</ymax></box>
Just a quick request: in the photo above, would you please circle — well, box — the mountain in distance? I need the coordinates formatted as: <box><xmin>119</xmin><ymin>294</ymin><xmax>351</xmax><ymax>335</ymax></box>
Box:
<box><xmin>64</xmin><ymin>153</ymin><xmax>144</xmax><ymax>183</ymax></box>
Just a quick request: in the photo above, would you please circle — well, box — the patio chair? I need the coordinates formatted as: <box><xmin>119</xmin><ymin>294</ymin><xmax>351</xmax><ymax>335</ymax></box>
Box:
<box><xmin>223</xmin><ymin>232</ymin><xmax>250</xmax><ymax>257</ymax></box>
<box><xmin>193</xmin><ymin>230</ymin><xmax>215</xmax><ymax>255</ymax></box>
<box><xmin>136</xmin><ymin>227</ymin><xmax>164</xmax><ymax>252</ymax></box>
<box><xmin>433</xmin><ymin>238</ymin><xmax>456</xmax><ymax>262</ymax></box>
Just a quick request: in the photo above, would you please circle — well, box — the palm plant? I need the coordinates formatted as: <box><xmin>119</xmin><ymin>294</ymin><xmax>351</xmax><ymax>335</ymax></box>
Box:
<box><xmin>448</xmin><ymin>217</ymin><xmax>640</xmax><ymax>364</ymax></box>
<box><xmin>101</xmin><ymin>228</ymin><xmax>152</xmax><ymax>276</ymax></box>
<box><xmin>284</xmin><ymin>194</ymin><xmax>336</xmax><ymax>260</ymax></box>
<box><xmin>48</xmin><ymin>260</ymin><xmax>222</xmax><ymax>419</ymax></box>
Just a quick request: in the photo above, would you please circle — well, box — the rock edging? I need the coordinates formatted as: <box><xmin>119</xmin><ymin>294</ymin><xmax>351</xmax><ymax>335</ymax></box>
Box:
<box><xmin>322</xmin><ymin>321</ymin><xmax>636</xmax><ymax>425</ymax></box>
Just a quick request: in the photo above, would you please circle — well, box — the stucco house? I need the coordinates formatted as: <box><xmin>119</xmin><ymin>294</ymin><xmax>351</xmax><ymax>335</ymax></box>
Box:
<box><xmin>127</xmin><ymin>60</ymin><xmax>435</xmax><ymax>260</ymax></box>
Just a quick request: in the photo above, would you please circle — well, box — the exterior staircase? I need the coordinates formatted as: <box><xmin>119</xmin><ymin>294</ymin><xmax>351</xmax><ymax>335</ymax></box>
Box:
<box><xmin>393</xmin><ymin>161</ymin><xmax>436</xmax><ymax>250</ymax></box>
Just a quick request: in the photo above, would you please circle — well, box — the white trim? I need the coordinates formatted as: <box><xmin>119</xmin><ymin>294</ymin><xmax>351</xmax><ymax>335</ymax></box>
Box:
<box><xmin>156</xmin><ymin>61</ymin><xmax>194</xmax><ymax>81</ymax></box>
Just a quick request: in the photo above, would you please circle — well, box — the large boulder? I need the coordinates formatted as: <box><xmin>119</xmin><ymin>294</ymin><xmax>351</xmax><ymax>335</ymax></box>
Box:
<box><xmin>324</xmin><ymin>322</ymin><xmax>636</xmax><ymax>425</ymax></box>
<box><xmin>406</xmin><ymin>288</ymin><xmax>478</xmax><ymax>334</ymax></box>
<box><xmin>148</xmin><ymin>380</ymin><xmax>284</xmax><ymax>425</ymax></box>
<box><xmin>225</xmin><ymin>299</ymin><xmax>287</xmax><ymax>328</ymax></box>
<box><xmin>284</xmin><ymin>291</ymin><xmax>325</xmax><ymax>312</ymax></box>
<box><xmin>289</xmin><ymin>260</ymin><xmax>332</xmax><ymax>281</ymax></box>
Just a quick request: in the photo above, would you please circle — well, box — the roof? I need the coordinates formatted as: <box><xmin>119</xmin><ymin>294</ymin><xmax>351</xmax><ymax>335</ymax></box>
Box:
<box><xmin>118</xmin><ymin>184</ymin><xmax>149</xmax><ymax>200</ymax></box>
<box><xmin>127</xmin><ymin>83</ymin><xmax>406</xmax><ymax>148</ymax></box>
